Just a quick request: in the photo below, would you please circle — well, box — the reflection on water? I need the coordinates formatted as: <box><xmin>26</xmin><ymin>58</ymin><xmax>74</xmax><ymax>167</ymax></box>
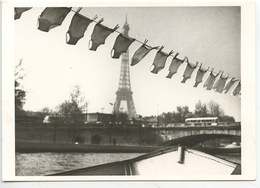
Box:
<box><xmin>15</xmin><ymin>153</ymin><xmax>144</xmax><ymax>176</ymax></box>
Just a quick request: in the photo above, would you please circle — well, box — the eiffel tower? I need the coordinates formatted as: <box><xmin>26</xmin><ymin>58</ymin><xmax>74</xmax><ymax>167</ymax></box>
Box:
<box><xmin>114</xmin><ymin>17</ymin><xmax>137</xmax><ymax>119</ymax></box>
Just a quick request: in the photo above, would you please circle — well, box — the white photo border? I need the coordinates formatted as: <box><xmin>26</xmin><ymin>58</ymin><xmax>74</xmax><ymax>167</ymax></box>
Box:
<box><xmin>1</xmin><ymin>0</ymin><xmax>256</xmax><ymax>182</ymax></box>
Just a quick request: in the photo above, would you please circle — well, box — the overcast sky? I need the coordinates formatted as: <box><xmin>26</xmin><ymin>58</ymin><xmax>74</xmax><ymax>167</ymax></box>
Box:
<box><xmin>15</xmin><ymin>6</ymin><xmax>241</xmax><ymax>121</ymax></box>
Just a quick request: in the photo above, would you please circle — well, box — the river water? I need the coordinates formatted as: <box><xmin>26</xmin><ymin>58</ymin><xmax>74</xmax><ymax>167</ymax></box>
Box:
<box><xmin>15</xmin><ymin>152</ymin><xmax>241</xmax><ymax>176</ymax></box>
<box><xmin>15</xmin><ymin>153</ymin><xmax>144</xmax><ymax>176</ymax></box>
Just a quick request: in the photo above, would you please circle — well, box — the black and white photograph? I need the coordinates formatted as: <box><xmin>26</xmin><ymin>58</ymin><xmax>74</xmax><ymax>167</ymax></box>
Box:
<box><xmin>1</xmin><ymin>1</ymin><xmax>256</xmax><ymax>181</ymax></box>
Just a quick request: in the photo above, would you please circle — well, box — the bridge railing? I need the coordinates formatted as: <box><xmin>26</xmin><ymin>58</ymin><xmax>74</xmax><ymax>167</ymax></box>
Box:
<box><xmin>165</xmin><ymin>122</ymin><xmax>241</xmax><ymax>127</ymax></box>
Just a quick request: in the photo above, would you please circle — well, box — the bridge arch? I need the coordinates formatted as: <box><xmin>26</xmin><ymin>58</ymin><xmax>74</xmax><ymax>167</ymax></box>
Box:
<box><xmin>160</xmin><ymin>134</ymin><xmax>241</xmax><ymax>147</ymax></box>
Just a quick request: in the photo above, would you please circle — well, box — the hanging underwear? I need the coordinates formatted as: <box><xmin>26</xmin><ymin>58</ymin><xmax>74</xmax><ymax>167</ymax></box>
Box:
<box><xmin>213</xmin><ymin>73</ymin><xmax>228</xmax><ymax>93</ymax></box>
<box><xmin>111</xmin><ymin>33</ymin><xmax>135</xmax><ymax>59</ymax></box>
<box><xmin>181</xmin><ymin>61</ymin><xmax>198</xmax><ymax>83</ymax></box>
<box><xmin>203</xmin><ymin>71</ymin><xmax>220</xmax><ymax>90</ymax></box>
<box><xmin>131</xmin><ymin>40</ymin><xmax>158</xmax><ymax>66</ymax></box>
<box><xmin>150</xmin><ymin>47</ymin><xmax>173</xmax><ymax>74</ymax></box>
<box><xmin>223</xmin><ymin>77</ymin><xmax>237</xmax><ymax>94</ymax></box>
<box><xmin>232</xmin><ymin>81</ymin><xmax>241</xmax><ymax>96</ymax></box>
<box><xmin>38</xmin><ymin>7</ymin><xmax>71</xmax><ymax>32</ymax></box>
<box><xmin>89</xmin><ymin>20</ymin><xmax>119</xmax><ymax>51</ymax></box>
<box><xmin>14</xmin><ymin>7</ymin><xmax>32</xmax><ymax>20</ymax></box>
<box><xmin>194</xmin><ymin>66</ymin><xmax>208</xmax><ymax>87</ymax></box>
<box><xmin>166</xmin><ymin>53</ymin><xmax>186</xmax><ymax>79</ymax></box>
<box><xmin>66</xmin><ymin>13</ymin><xmax>94</xmax><ymax>45</ymax></box>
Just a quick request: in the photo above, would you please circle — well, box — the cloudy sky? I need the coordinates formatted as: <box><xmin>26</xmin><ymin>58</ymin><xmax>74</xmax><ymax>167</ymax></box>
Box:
<box><xmin>15</xmin><ymin>6</ymin><xmax>241</xmax><ymax>121</ymax></box>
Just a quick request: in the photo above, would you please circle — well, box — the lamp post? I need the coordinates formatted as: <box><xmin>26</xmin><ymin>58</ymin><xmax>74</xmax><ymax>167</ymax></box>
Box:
<box><xmin>109</xmin><ymin>102</ymin><xmax>116</xmax><ymax>124</ymax></box>
<box><xmin>109</xmin><ymin>102</ymin><xmax>116</xmax><ymax>145</ymax></box>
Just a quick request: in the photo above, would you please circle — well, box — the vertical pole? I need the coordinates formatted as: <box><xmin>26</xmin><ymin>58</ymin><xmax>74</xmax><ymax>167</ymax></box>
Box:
<box><xmin>177</xmin><ymin>146</ymin><xmax>185</xmax><ymax>164</ymax></box>
<box><xmin>111</xmin><ymin>104</ymin><xmax>116</xmax><ymax>145</ymax></box>
<box><xmin>109</xmin><ymin>102</ymin><xmax>115</xmax><ymax>145</ymax></box>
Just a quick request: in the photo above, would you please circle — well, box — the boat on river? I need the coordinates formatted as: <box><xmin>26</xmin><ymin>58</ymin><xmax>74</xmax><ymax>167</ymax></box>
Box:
<box><xmin>50</xmin><ymin>146</ymin><xmax>241</xmax><ymax>176</ymax></box>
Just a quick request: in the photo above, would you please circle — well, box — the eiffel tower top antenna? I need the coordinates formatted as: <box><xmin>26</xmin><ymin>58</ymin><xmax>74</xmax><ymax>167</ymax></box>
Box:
<box><xmin>122</xmin><ymin>14</ymin><xmax>130</xmax><ymax>35</ymax></box>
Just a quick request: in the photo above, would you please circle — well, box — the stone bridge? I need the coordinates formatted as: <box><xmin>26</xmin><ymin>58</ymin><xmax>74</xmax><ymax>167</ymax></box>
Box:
<box><xmin>16</xmin><ymin>124</ymin><xmax>241</xmax><ymax>147</ymax></box>
<box><xmin>157</xmin><ymin>125</ymin><xmax>241</xmax><ymax>146</ymax></box>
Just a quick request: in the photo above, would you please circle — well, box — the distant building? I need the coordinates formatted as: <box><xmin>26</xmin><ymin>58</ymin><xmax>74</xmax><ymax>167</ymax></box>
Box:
<box><xmin>42</xmin><ymin>113</ymin><xmax>114</xmax><ymax>125</ymax></box>
<box><xmin>85</xmin><ymin>112</ymin><xmax>113</xmax><ymax>124</ymax></box>
<box><xmin>142</xmin><ymin>116</ymin><xmax>158</xmax><ymax>127</ymax></box>
<box><xmin>43</xmin><ymin>115</ymin><xmax>71</xmax><ymax>124</ymax></box>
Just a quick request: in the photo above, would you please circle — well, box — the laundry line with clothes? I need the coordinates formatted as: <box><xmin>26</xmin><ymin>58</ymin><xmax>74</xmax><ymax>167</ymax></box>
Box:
<box><xmin>14</xmin><ymin>7</ymin><xmax>241</xmax><ymax>97</ymax></box>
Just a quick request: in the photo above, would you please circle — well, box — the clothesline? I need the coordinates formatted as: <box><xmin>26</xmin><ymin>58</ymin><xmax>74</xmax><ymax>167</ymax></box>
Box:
<box><xmin>70</xmin><ymin>8</ymin><xmax>147</xmax><ymax>48</ymax></box>
<box><xmin>70</xmin><ymin>7</ymin><xmax>232</xmax><ymax>78</ymax></box>
<box><xmin>15</xmin><ymin>7</ymin><xmax>235</xmax><ymax>78</ymax></box>
<box><xmin>14</xmin><ymin>7</ymin><xmax>241</xmax><ymax>97</ymax></box>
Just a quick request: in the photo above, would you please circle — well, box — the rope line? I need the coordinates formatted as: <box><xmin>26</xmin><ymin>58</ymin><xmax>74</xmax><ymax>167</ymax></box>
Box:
<box><xmin>69</xmin><ymin>8</ymin><xmax>238</xmax><ymax>79</ymax></box>
<box><xmin>39</xmin><ymin>7</ymin><xmax>239</xmax><ymax>80</ymax></box>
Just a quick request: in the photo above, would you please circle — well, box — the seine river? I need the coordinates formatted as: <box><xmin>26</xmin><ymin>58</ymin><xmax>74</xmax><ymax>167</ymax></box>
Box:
<box><xmin>15</xmin><ymin>152</ymin><xmax>240</xmax><ymax>176</ymax></box>
<box><xmin>15</xmin><ymin>153</ymin><xmax>144</xmax><ymax>176</ymax></box>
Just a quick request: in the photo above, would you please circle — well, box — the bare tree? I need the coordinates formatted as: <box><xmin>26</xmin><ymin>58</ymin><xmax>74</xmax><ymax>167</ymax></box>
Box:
<box><xmin>194</xmin><ymin>100</ymin><xmax>208</xmax><ymax>117</ymax></box>
<box><xmin>57</xmin><ymin>85</ymin><xmax>85</xmax><ymax>123</ymax></box>
<box><xmin>15</xmin><ymin>59</ymin><xmax>26</xmax><ymax>115</ymax></box>
<box><xmin>70</xmin><ymin>85</ymin><xmax>85</xmax><ymax>123</ymax></box>
<box><xmin>207</xmin><ymin>100</ymin><xmax>224</xmax><ymax>117</ymax></box>
<box><xmin>56</xmin><ymin>85</ymin><xmax>86</xmax><ymax>142</ymax></box>
<box><xmin>176</xmin><ymin>106</ymin><xmax>192</xmax><ymax>123</ymax></box>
